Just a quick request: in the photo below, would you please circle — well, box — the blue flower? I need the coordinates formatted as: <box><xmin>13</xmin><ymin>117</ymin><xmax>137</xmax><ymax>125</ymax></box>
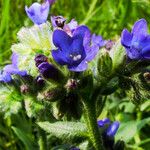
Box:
<box><xmin>106</xmin><ymin>121</ymin><xmax>120</xmax><ymax>137</ymax></box>
<box><xmin>52</xmin><ymin>26</ymin><xmax>105</xmax><ymax>72</ymax></box>
<box><xmin>3</xmin><ymin>53</ymin><xmax>27</xmax><ymax>76</ymax></box>
<box><xmin>0</xmin><ymin>71</ymin><xmax>12</xmax><ymax>83</ymax></box>
<box><xmin>97</xmin><ymin>118</ymin><xmax>110</xmax><ymax>127</ymax></box>
<box><xmin>25</xmin><ymin>1</ymin><xmax>50</xmax><ymax>25</ymax></box>
<box><xmin>97</xmin><ymin>118</ymin><xmax>120</xmax><ymax>137</ymax></box>
<box><xmin>121</xmin><ymin>18</ymin><xmax>150</xmax><ymax>60</ymax></box>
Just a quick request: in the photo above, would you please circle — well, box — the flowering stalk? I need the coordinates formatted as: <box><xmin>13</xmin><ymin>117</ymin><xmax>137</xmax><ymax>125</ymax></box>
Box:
<box><xmin>82</xmin><ymin>100</ymin><xmax>104</xmax><ymax>150</ymax></box>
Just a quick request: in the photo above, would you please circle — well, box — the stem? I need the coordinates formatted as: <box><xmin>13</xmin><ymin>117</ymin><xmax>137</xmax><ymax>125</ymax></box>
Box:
<box><xmin>83</xmin><ymin>101</ymin><xmax>104</xmax><ymax>150</ymax></box>
<box><xmin>38</xmin><ymin>128</ymin><xmax>47</xmax><ymax>150</ymax></box>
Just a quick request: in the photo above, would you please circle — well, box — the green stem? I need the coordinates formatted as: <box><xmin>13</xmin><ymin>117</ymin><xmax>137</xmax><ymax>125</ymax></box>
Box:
<box><xmin>38</xmin><ymin>128</ymin><xmax>47</xmax><ymax>150</ymax></box>
<box><xmin>83</xmin><ymin>101</ymin><xmax>104</xmax><ymax>150</ymax></box>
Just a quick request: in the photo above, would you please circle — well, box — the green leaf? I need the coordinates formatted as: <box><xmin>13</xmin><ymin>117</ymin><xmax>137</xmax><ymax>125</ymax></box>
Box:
<box><xmin>12</xmin><ymin>126</ymin><xmax>35</xmax><ymax>150</ymax></box>
<box><xmin>52</xmin><ymin>144</ymin><xmax>71</xmax><ymax>150</ymax></box>
<box><xmin>38</xmin><ymin>121</ymin><xmax>87</xmax><ymax>140</ymax></box>
<box><xmin>116</xmin><ymin>118</ymin><xmax>150</xmax><ymax>142</ymax></box>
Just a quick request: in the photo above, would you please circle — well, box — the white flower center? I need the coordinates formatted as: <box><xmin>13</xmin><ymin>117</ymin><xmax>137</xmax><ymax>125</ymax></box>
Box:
<box><xmin>70</xmin><ymin>54</ymin><xmax>82</xmax><ymax>61</ymax></box>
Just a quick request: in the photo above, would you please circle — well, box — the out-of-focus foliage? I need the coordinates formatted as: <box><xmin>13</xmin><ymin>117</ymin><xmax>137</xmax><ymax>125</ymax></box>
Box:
<box><xmin>0</xmin><ymin>0</ymin><xmax>150</xmax><ymax>150</ymax></box>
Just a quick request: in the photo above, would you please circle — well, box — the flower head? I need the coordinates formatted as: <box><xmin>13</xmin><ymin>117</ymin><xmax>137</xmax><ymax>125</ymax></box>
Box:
<box><xmin>52</xmin><ymin>25</ymin><xmax>106</xmax><ymax>72</ymax></box>
<box><xmin>121</xmin><ymin>19</ymin><xmax>150</xmax><ymax>60</ymax></box>
<box><xmin>25</xmin><ymin>1</ymin><xmax>50</xmax><ymax>25</ymax></box>
<box><xmin>3</xmin><ymin>53</ymin><xmax>27</xmax><ymax>76</ymax></box>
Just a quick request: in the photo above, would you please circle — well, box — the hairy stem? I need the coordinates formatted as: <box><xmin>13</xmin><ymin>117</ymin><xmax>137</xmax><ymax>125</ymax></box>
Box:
<box><xmin>83</xmin><ymin>101</ymin><xmax>104</xmax><ymax>150</ymax></box>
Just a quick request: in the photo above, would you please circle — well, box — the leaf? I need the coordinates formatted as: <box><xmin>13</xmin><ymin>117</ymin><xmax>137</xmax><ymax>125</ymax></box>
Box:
<box><xmin>52</xmin><ymin>144</ymin><xmax>71</xmax><ymax>150</ymax></box>
<box><xmin>12</xmin><ymin>126</ymin><xmax>36</xmax><ymax>150</ymax></box>
<box><xmin>115</xmin><ymin>118</ymin><xmax>150</xmax><ymax>142</ymax></box>
<box><xmin>38</xmin><ymin>121</ymin><xmax>87</xmax><ymax>140</ymax></box>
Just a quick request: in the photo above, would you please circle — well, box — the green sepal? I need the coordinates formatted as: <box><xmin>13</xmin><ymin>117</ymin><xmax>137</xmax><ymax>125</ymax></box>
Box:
<box><xmin>97</xmin><ymin>49</ymin><xmax>112</xmax><ymax>77</ymax></box>
<box><xmin>78</xmin><ymin>71</ymin><xmax>93</xmax><ymax>101</ymax></box>
<box><xmin>110</xmin><ymin>39</ymin><xmax>126</xmax><ymax>73</ymax></box>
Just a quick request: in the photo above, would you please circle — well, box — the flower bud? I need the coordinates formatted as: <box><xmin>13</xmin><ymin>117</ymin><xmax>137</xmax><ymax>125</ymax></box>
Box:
<box><xmin>35</xmin><ymin>54</ymin><xmax>48</xmax><ymax>67</ymax></box>
<box><xmin>105</xmin><ymin>40</ymin><xmax>115</xmax><ymax>50</ymax></box>
<box><xmin>97</xmin><ymin>50</ymin><xmax>112</xmax><ymax>77</ymax></box>
<box><xmin>143</xmin><ymin>72</ymin><xmax>150</xmax><ymax>83</ymax></box>
<box><xmin>113</xmin><ymin>140</ymin><xmax>125</xmax><ymax>150</ymax></box>
<box><xmin>38</xmin><ymin>62</ymin><xmax>64</xmax><ymax>83</ymax></box>
<box><xmin>20</xmin><ymin>84</ymin><xmax>30</xmax><ymax>94</ymax></box>
<box><xmin>43</xmin><ymin>88</ymin><xmax>64</xmax><ymax>102</ymax></box>
<box><xmin>65</xmin><ymin>79</ymin><xmax>79</xmax><ymax>90</ymax></box>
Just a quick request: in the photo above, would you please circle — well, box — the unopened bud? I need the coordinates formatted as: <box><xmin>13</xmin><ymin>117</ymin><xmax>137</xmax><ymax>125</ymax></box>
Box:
<box><xmin>35</xmin><ymin>54</ymin><xmax>48</xmax><ymax>67</ymax></box>
<box><xmin>38</xmin><ymin>62</ymin><xmax>64</xmax><ymax>83</ymax></box>
<box><xmin>144</xmin><ymin>72</ymin><xmax>150</xmax><ymax>82</ymax></box>
<box><xmin>105</xmin><ymin>40</ymin><xmax>115</xmax><ymax>50</ymax></box>
<box><xmin>65</xmin><ymin>79</ymin><xmax>79</xmax><ymax>90</ymax></box>
<box><xmin>20</xmin><ymin>84</ymin><xmax>29</xmax><ymax>94</ymax></box>
<box><xmin>35</xmin><ymin>76</ymin><xmax>45</xmax><ymax>85</ymax></box>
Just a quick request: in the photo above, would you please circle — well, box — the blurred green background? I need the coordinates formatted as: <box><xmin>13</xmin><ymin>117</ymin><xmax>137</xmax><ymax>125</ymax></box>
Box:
<box><xmin>1</xmin><ymin>0</ymin><xmax>150</xmax><ymax>64</ymax></box>
<box><xmin>0</xmin><ymin>0</ymin><xmax>150</xmax><ymax>149</ymax></box>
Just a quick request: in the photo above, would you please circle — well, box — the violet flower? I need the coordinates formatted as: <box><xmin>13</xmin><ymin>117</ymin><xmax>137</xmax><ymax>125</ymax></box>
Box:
<box><xmin>25</xmin><ymin>1</ymin><xmax>50</xmax><ymax>25</ymax></box>
<box><xmin>52</xmin><ymin>26</ymin><xmax>106</xmax><ymax>72</ymax></box>
<box><xmin>97</xmin><ymin>118</ymin><xmax>120</xmax><ymax>137</ymax></box>
<box><xmin>0</xmin><ymin>71</ymin><xmax>12</xmax><ymax>83</ymax></box>
<box><xmin>3</xmin><ymin>53</ymin><xmax>27</xmax><ymax>76</ymax></box>
<box><xmin>106</xmin><ymin>121</ymin><xmax>120</xmax><ymax>137</ymax></box>
<box><xmin>97</xmin><ymin>118</ymin><xmax>110</xmax><ymax>127</ymax></box>
<box><xmin>121</xmin><ymin>18</ymin><xmax>150</xmax><ymax>60</ymax></box>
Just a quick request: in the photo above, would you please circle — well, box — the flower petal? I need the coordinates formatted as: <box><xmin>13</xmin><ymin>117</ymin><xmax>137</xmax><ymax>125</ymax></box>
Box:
<box><xmin>106</xmin><ymin>121</ymin><xmax>120</xmax><ymax>137</ymax></box>
<box><xmin>67</xmin><ymin>19</ymin><xmax>78</xmax><ymax>31</ymax></box>
<box><xmin>68</xmin><ymin>60</ymin><xmax>88</xmax><ymax>72</ymax></box>
<box><xmin>85</xmin><ymin>44</ymin><xmax>99</xmax><ymax>62</ymax></box>
<box><xmin>132</xmin><ymin>19</ymin><xmax>148</xmax><ymax>42</ymax></box>
<box><xmin>0</xmin><ymin>71</ymin><xmax>12</xmax><ymax>83</ymax></box>
<box><xmin>11</xmin><ymin>52</ymin><xmax>18</xmax><ymax>67</ymax></box>
<box><xmin>53</xmin><ymin>29</ymin><xmax>72</xmax><ymax>50</ymax></box>
<box><xmin>73</xmin><ymin>25</ymin><xmax>91</xmax><ymax>38</ymax></box>
<box><xmin>3</xmin><ymin>65</ymin><xmax>27</xmax><ymax>76</ymax></box>
<box><xmin>52</xmin><ymin>49</ymin><xmax>68</xmax><ymax>65</ymax></box>
<box><xmin>126</xmin><ymin>47</ymin><xmax>142</xmax><ymax>60</ymax></box>
<box><xmin>91</xmin><ymin>34</ymin><xmax>107</xmax><ymax>47</ymax></box>
<box><xmin>121</xmin><ymin>29</ymin><xmax>132</xmax><ymax>47</ymax></box>
<box><xmin>142</xmin><ymin>45</ymin><xmax>150</xmax><ymax>59</ymax></box>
